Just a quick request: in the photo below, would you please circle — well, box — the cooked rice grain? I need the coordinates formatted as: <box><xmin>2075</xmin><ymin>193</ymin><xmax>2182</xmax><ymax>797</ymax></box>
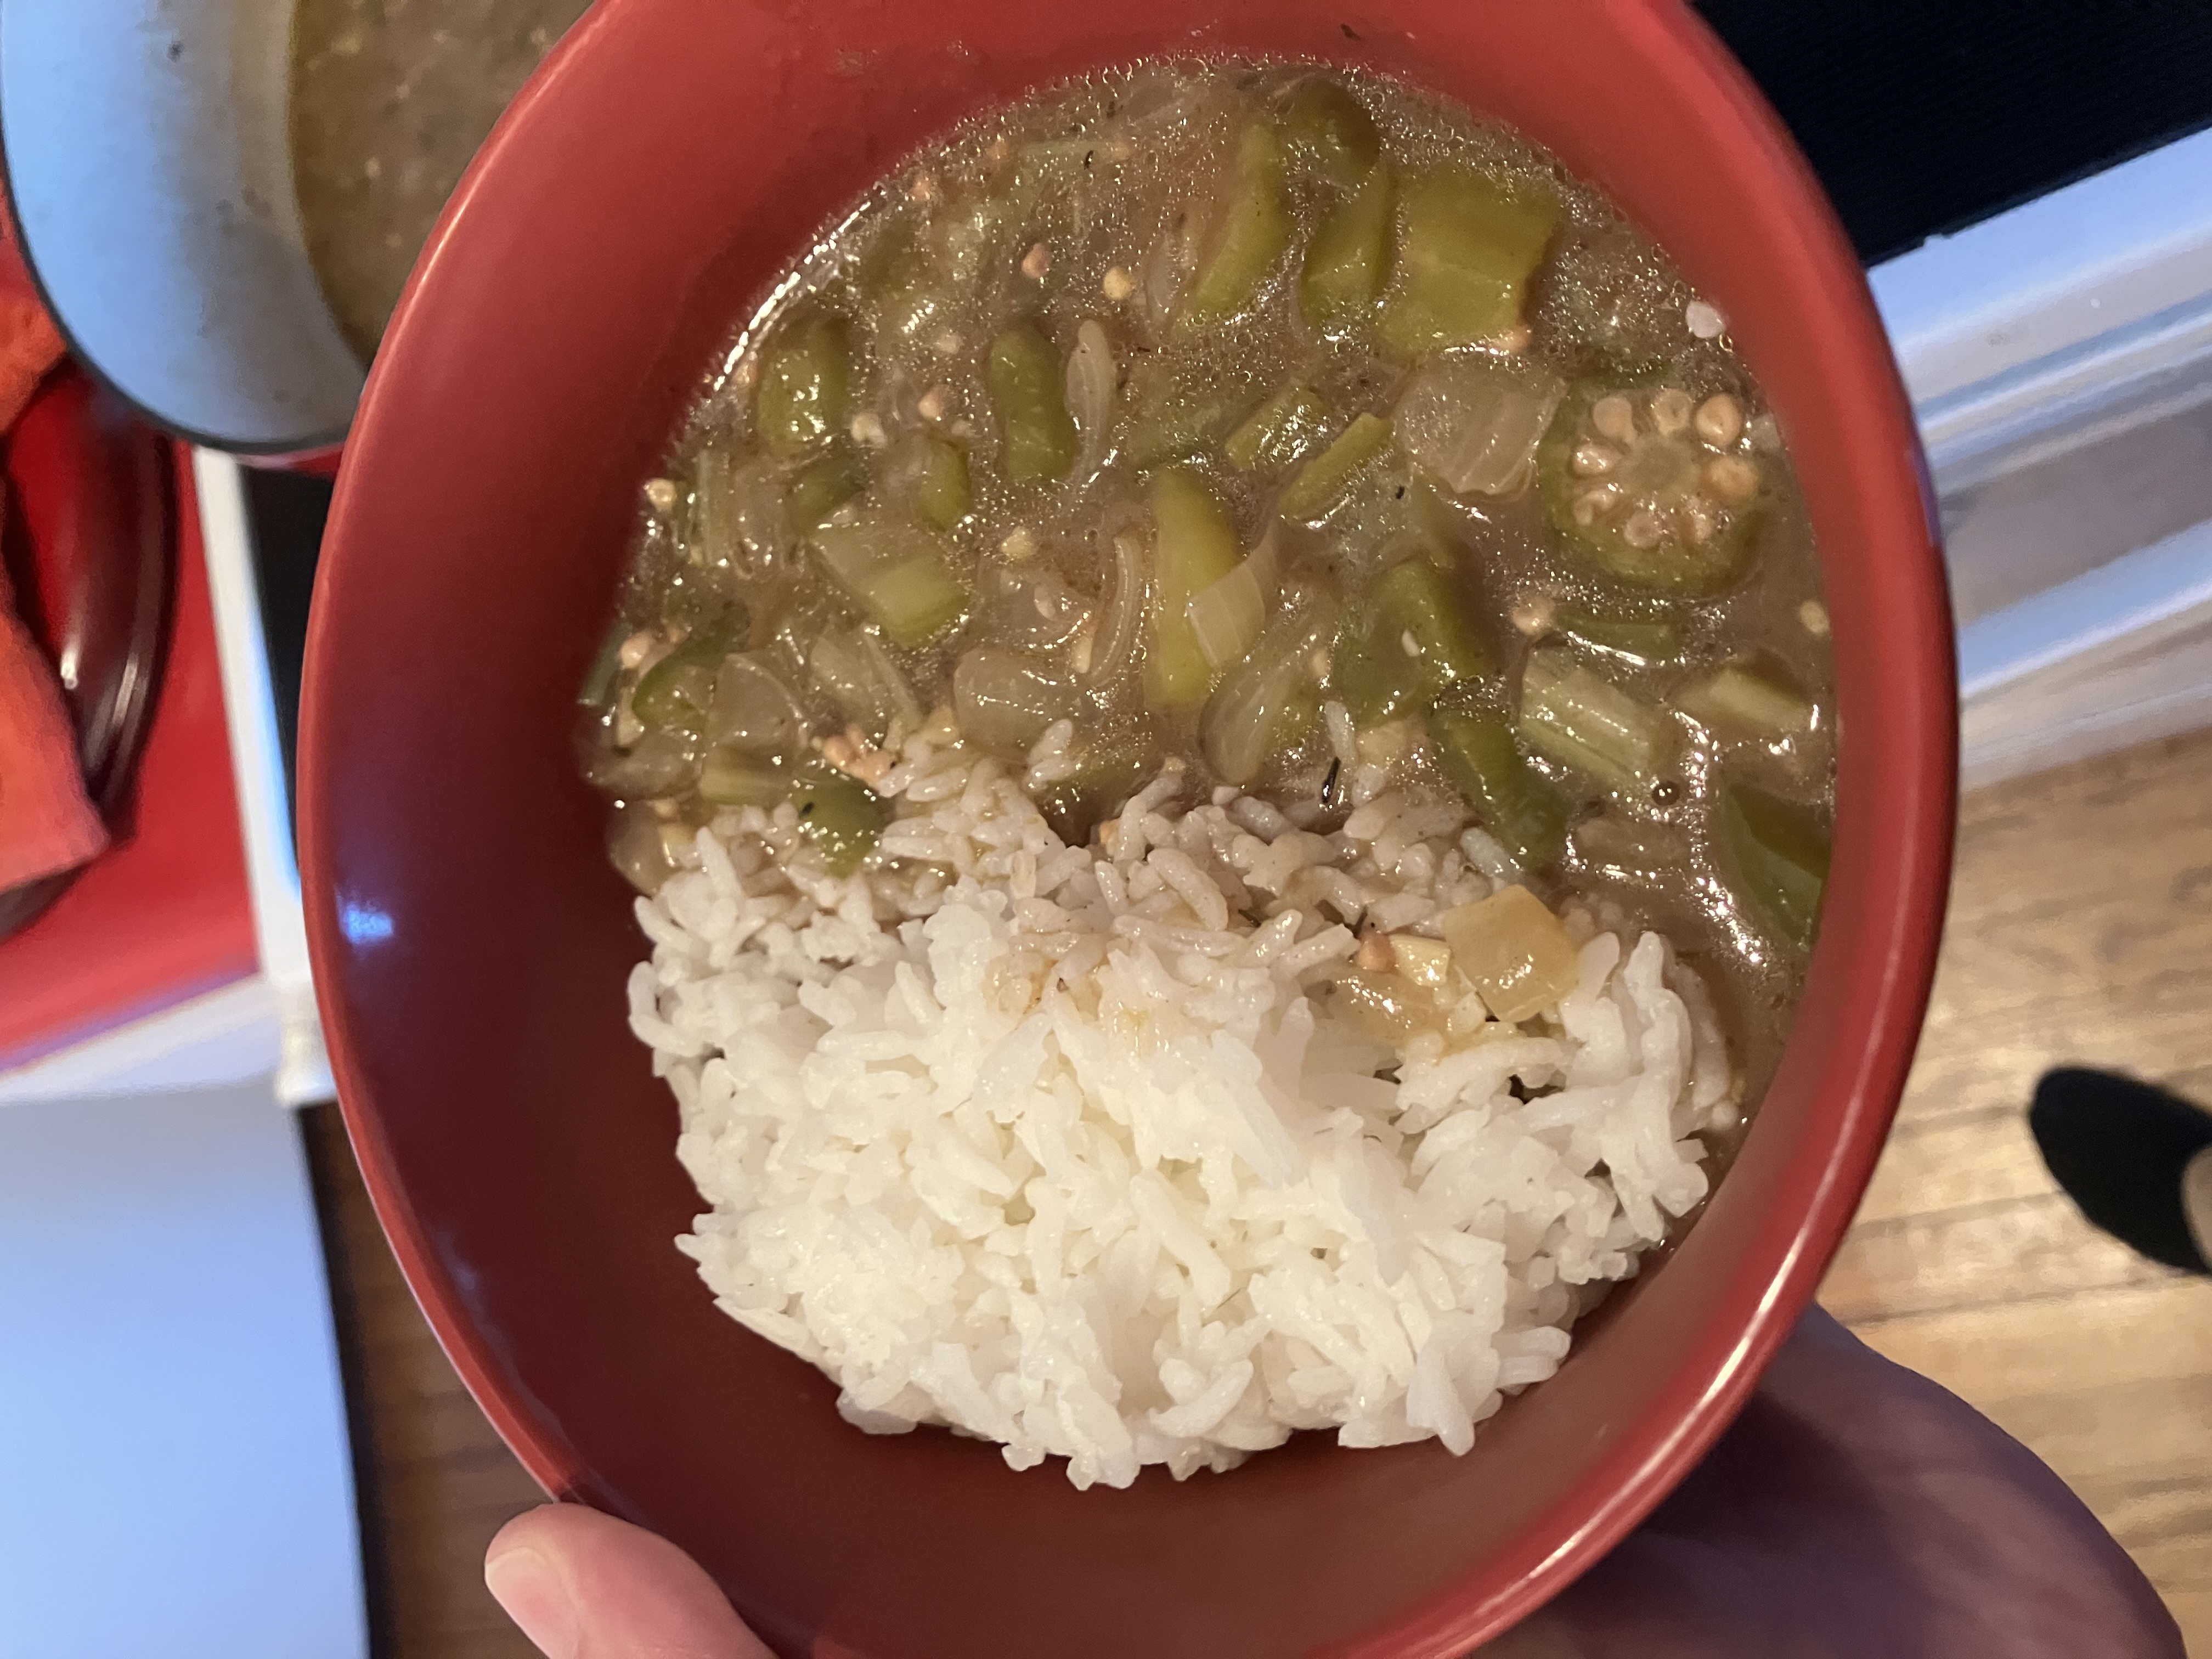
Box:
<box><xmin>630</xmin><ymin>729</ymin><xmax>1735</xmax><ymax>1488</ymax></box>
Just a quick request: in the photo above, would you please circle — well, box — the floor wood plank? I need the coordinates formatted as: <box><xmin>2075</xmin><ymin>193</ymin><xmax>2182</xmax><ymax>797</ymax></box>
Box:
<box><xmin>1828</xmin><ymin>727</ymin><xmax>2212</xmax><ymax>1657</ymax></box>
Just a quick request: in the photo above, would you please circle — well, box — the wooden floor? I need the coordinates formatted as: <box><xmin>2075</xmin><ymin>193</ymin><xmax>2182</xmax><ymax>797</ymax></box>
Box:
<box><xmin>309</xmin><ymin>728</ymin><xmax>2212</xmax><ymax>1657</ymax></box>
<box><xmin>1820</xmin><ymin>727</ymin><xmax>2212</xmax><ymax>1655</ymax></box>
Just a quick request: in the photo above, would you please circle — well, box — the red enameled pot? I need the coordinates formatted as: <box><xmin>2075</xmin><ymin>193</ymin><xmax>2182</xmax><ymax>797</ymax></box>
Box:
<box><xmin>301</xmin><ymin>1</ymin><xmax>1955</xmax><ymax>1652</ymax></box>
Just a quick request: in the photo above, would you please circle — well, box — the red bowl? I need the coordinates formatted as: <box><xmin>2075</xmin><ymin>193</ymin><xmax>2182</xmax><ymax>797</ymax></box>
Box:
<box><xmin>301</xmin><ymin>1</ymin><xmax>1954</xmax><ymax>1652</ymax></box>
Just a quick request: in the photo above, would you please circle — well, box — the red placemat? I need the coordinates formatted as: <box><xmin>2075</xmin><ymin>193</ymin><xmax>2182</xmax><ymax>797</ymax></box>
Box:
<box><xmin>0</xmin><ymin>442</ymin><xmax>258</xmax><ymax>1068</ymax></box>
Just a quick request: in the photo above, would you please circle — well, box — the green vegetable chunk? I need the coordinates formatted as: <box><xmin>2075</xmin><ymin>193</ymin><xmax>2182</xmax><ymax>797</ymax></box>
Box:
<box><xmin>1036</xmin><ymin>750</ymin><xmax>1153</xmax><ymax>848</ymax></box>
<box><xmin>1537</xmin><ymin>380</ymin><xmax>1765</xmax><ymax>594</ymax></box>
<box><xmin>1183</xmin><ymin>122</ymin><xmax>1292</xmax><ymax>323</ymax></box>
<box><xmin>1201</xmin><ymin>592</ymin><xmax>1335</xmax><ymax>786</ymax></box>
<box><xmin>1516</xmin><ymin>646</ymin><xmax>1669</xmax><ymax>798</ymax></box>
<box><xmin>810</xmin><ymin>521</ymin><xmax>968</xmax><ymax>647</ymax></box>
<box><xmin>1719</xmin><ymin>775</ymin><xmax>1831</xmax><ymax>952</ymax></box>
<box><xmin>1555</xmin><ymin>605</ymin><xmax>1685</xmax><ymax>665</ymax></box>
<box><xmin>578</xmin><ymin>617</ymin><xmax>628</xmax><ymax>710</ymax></box>
<box><xmin>755</xmin><ymin>309</ymin><xmax>853</xmax><ymax>456</ymax></box>
<box><xmin>1425</xmin><ymin>704</ymin><xmax>1570</xmax><ymax>872</ymax></box>
<box><xmin>789</xmin><ymin>763</ymin><xmax>891</xmax><ymax>874</ymax></box>
<box><xmin>631</xmin><ymin>608</ymin><xmax>746</xmax><ymax>731</ymax></box>
<box><xmin>986</xmin><ymin>323</ymin><xmax>1077</xmax><ymax>485</ymax></box>
<box><xmin>1279</xmin><ymin>80</ymin><xmax>1380</xmax><ymax>194</ymax></box>
<box><xmin>1681</xmin><ymin>661</ymin><xmax>1816</xmax><ymax>739</ymax></box>
<box><xmin>1144</xmin><ymin>469</ymin><xmax>1245</xmax><ymax>708</ymax></box>
<box><xmin>1123</xmin><ymin>358</ymin><xmax>1264</xmax><ymax>469</ymax></box>
<box><xmin>1223</xmin><ymin>386</ymin><xmax>1331</xmax><ymax>475</ymax></box>
<box><xmin>698</xmin><ymin>749</ymin><xmax>787</xmax><ymax>808</ymax></box>
<box><xmin>1278</xmin><ymin>412</ymin><xmax>1395</xmax><ymax>522</ymax></box>
<box><xmin>1300</xmin><ymin>163</ymin><xmax>1394</xmax><ymax>331</ymax></box>
<box><xmin>1333</xmin><ymin>556</ymin><xmax>1489</xmax><ymax>725</ymax></box>
<box><xmin>881</xmin><ymin>433</ymin><xmax>971</xmax><ymax>529</ymax></box>
<box><xmin>1379</xmin><ymin>166</ymin><xmax>1558</xmax><ymax>356</ymax></box>
<box><xmin>786</xmin><ymin>443</ymin><xmax>869</xmax><ymax>529</ymax></box>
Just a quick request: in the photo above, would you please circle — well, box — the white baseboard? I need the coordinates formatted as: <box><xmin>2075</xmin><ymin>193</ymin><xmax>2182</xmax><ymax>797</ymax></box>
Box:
<box><xmin>1872</xmin><ymin>127</ymin><xmax>2212</xmax><ymax>791</ymax></box>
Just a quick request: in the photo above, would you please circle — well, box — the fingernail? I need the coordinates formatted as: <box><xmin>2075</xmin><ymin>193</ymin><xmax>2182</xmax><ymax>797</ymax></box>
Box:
<box><xmin>485</xmin><ymin>1544</ymin><xmax>580</xmax><ymax>1659</ymax></box>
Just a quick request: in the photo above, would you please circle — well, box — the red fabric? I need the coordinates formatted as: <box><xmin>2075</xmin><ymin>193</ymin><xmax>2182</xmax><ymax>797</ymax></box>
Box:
<box><xmin>0</xmin><ymin>240</ymin><xmax>103</xmax><ymax>893</ymax></box>
<box><xmin>0</xmin><ymin>448</ymin><xmax>259</xmax><ymax>1066</ymax></box>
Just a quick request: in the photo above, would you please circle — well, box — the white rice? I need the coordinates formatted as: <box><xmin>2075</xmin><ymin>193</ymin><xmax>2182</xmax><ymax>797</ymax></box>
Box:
<box><xmin>628</xmin><ymin>723</ymin><xmax>1737</xmax><ymax>1489</ymax></box>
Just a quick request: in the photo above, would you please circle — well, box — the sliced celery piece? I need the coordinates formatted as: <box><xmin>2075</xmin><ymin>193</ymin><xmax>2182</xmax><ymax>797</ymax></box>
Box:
<box><xmin>1332</xmin><ymin>557</ymin><xmax>1489</xmax><ymax>724</ymax></box>
<box><xmin>789</xmin><ymin>763</ymin><xmax>890</xmax><ymax>874</ymax></box>
<box><xmin>1516</xmin><ymin>646</ymin><xmax>1668</xmax><ymax>797</ymax></box>
<box><xmin>755</xmin><ymin>309</ymin><xmax>853</xmax><ymax>456</ymax></box>
<box><xmin>699</xmin><ymin>748</ymin><xmax>788</xmax><ymax>808</ymax></box>
<box><xmin>1223</xmin><ymin>386</ymin><xmax>1330</xmax><ymax>475</ymax></box>
<box><xmin>1556</xmin><ymin>605</ymin><xmax>1685</xmax><ymax>666</ymax></box>
<box><xmin>880</xmin><ymin>433</ymin><xmax>971</xmax><ymax>529</ymax></box>
<box><xmin>1719</xmin><ymin>774</ymin><xmax>1830</xmax><ymax>952</ymax></box>
<box><xmin>1183</xmin><ymin>122</ymin><xmax>1292</xmax><ymax>323</ymax></box>
<box><xmin>1379</xmin><ymin>166</ymin><xmax>1558</xmax><ymax>356</ymax></box>
<box><xmin>1300</xmin><ymin>162</ymin><xmax>1394</xmax><ymax>331</ymax></box>
<box><xmin>1424</xmin><ymin>704</ymin><xmax>1569</xmax><ymax>872</ymax></box>
<box><xmin>810</xmin><ymin>521</ymin><xmax>967</xmax><ymax>647</ymax></box>
<box><xmin>577</xmin><ymin>616</ymin><xmax>628</xmax><ymax>710</ymax></box>
<box><xmin>1143</xmin><ymin>469</ymin><xmax>1244</xmax><ymax>708</ymax></box>
<box><xmin>1682</xmin><ymin>661</ymin><xmax>1816</xmax><ymax>738</ymax></box>
<box><xmin>986</xmin><ymin>323</ymin><xmax>1077</xmax><ymax>486</ymax></box>
<box><xmin>1035</xmin><ymin>749</ymin><xmax>1153</xmax><ymax>848</ymax></box>
<box><xmin>1278</xmin><ymin>80</ymin><xmax>1381</xmax><ymax>194</ymax></box>
<box><xmin>786</xmin><ymin>443</ymin><xmax>868</xmax><ymax>529</ymax></box>
<box><xmin>1278</xmin><ymin>412</ymin><xmax>1395</xmax><ymax>522</ymax></box>
<box><xmin>631</xmin><ymin>608</ymin><xmax>746</xmax><ymax>731</ymax></box>
<box><xmin>1122</xmin><ymin>360</ymin><xmax>1264</xmax><ymax>470</ymax></box>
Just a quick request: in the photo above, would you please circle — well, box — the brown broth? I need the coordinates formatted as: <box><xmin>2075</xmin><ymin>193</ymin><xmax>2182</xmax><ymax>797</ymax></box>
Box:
<box><xmin>582</xmin><ymin>60</ymin><xmax>1836</xmax><ymax>1099</ymax></box>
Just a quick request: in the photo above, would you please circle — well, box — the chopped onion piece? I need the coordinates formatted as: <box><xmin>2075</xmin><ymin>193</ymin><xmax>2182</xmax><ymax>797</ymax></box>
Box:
<box><xmin>706</xmin><ymin>654</ymin><xmax>806</xmax><ymax>754</ymax></box>
<box><xmin>1186</xmin><ymin>527</ymin><xmax>1281</xmax><ymax>671</ymax></box>
<box><xmin>1085</xmin><ymin>526</ymin><xmax>1150</xmax><ymax>696</ymax></box>
<box><xmin>953</xmin><ymin>646</ymin><xmax>1086</xmax><ymax>755</ymax></box>
<box><xmin>1392</xmin><ymin>357</ymin><xmax>1562</xmax><ymax>496</ymax></box>
<box><xmin>1438</xmin><ymin>885</ymin><xmax>1579</xmax><ymax>1023</ymax></box>
<box><xmin>1065</xmin><ymin>318</ymin><xmax>1117</xmax><ymax>474</ymax></box>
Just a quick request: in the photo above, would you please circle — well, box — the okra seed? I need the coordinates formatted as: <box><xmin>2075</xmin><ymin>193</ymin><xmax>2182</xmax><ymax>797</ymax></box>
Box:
<box><xmin>1693</xmin><ymin>393</ymin><xmax>1743</xmax><ymax>448</ymax></box>
<box><xmin>1591</xmin><ymin>394</ymin><xmax>1636</xmax><ymax>445</ymax></box>
<box><xmin>1704</xmin><ymin>455</ymin><xmax>1759</xmax><ymax>505</ymax></box>
<box><xmin>1570</xmin><ymin>443</ymin><xmax>1619</xmax><ymax>477</ymax></box>
<box><xmin>1021</xmin><ymin>242</ymin><xmax>1052</xmax><ymax>280</ymax></box>
<box><xmin>1622</xmin><ymin>507</ymin><xmax>1664</xmax><ymax>549</ymax></box>
<box><xmin>1101</xmin><ymin>266</ymin><xmax>1136</xmax><ymax>301</ymax></box>
<box><xmin>1799</xmin><ymin>599</ymin><xmax>1831</xmax><ymax>637</ymax></box>
<box><xmin>1573</xmin><ymin>482</ymin><xmax>1622</xmax><ymax>526</ymax></box>
<box><xmin>642</xmin><ymin>477</ymin><xmax>679</xmax><ymax>514</ymax></box>
<box><xmin>1648</xmin><ymin>387</ymin><xmax>1692</xmax><ymax>436</ymax></box>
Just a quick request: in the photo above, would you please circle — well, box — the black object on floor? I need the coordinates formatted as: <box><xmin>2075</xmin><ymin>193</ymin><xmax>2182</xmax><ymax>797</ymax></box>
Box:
<box><xmin>2030</xmin><ymin>1068</ymin><xmax>2212</xmax><ymax>1274</ymax></box>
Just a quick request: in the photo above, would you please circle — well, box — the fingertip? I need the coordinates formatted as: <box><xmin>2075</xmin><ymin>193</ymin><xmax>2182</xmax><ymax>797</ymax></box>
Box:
<box><xmin>484</xmin><ymin>1503</ymin><xmax>771</xmax><ymax>1659</ymax></box>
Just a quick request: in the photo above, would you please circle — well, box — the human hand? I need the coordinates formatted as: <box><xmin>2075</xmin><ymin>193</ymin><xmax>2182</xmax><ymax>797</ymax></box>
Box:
<box><xmin>485</xmin><ymin>1502</ymin><xmax>772</xmax><ymax>1658</ymax></box>
<box><xmin>484</xmin><ymin>1309</ymin><xmax>2182</xmax><ymax>1658</ymax></box>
